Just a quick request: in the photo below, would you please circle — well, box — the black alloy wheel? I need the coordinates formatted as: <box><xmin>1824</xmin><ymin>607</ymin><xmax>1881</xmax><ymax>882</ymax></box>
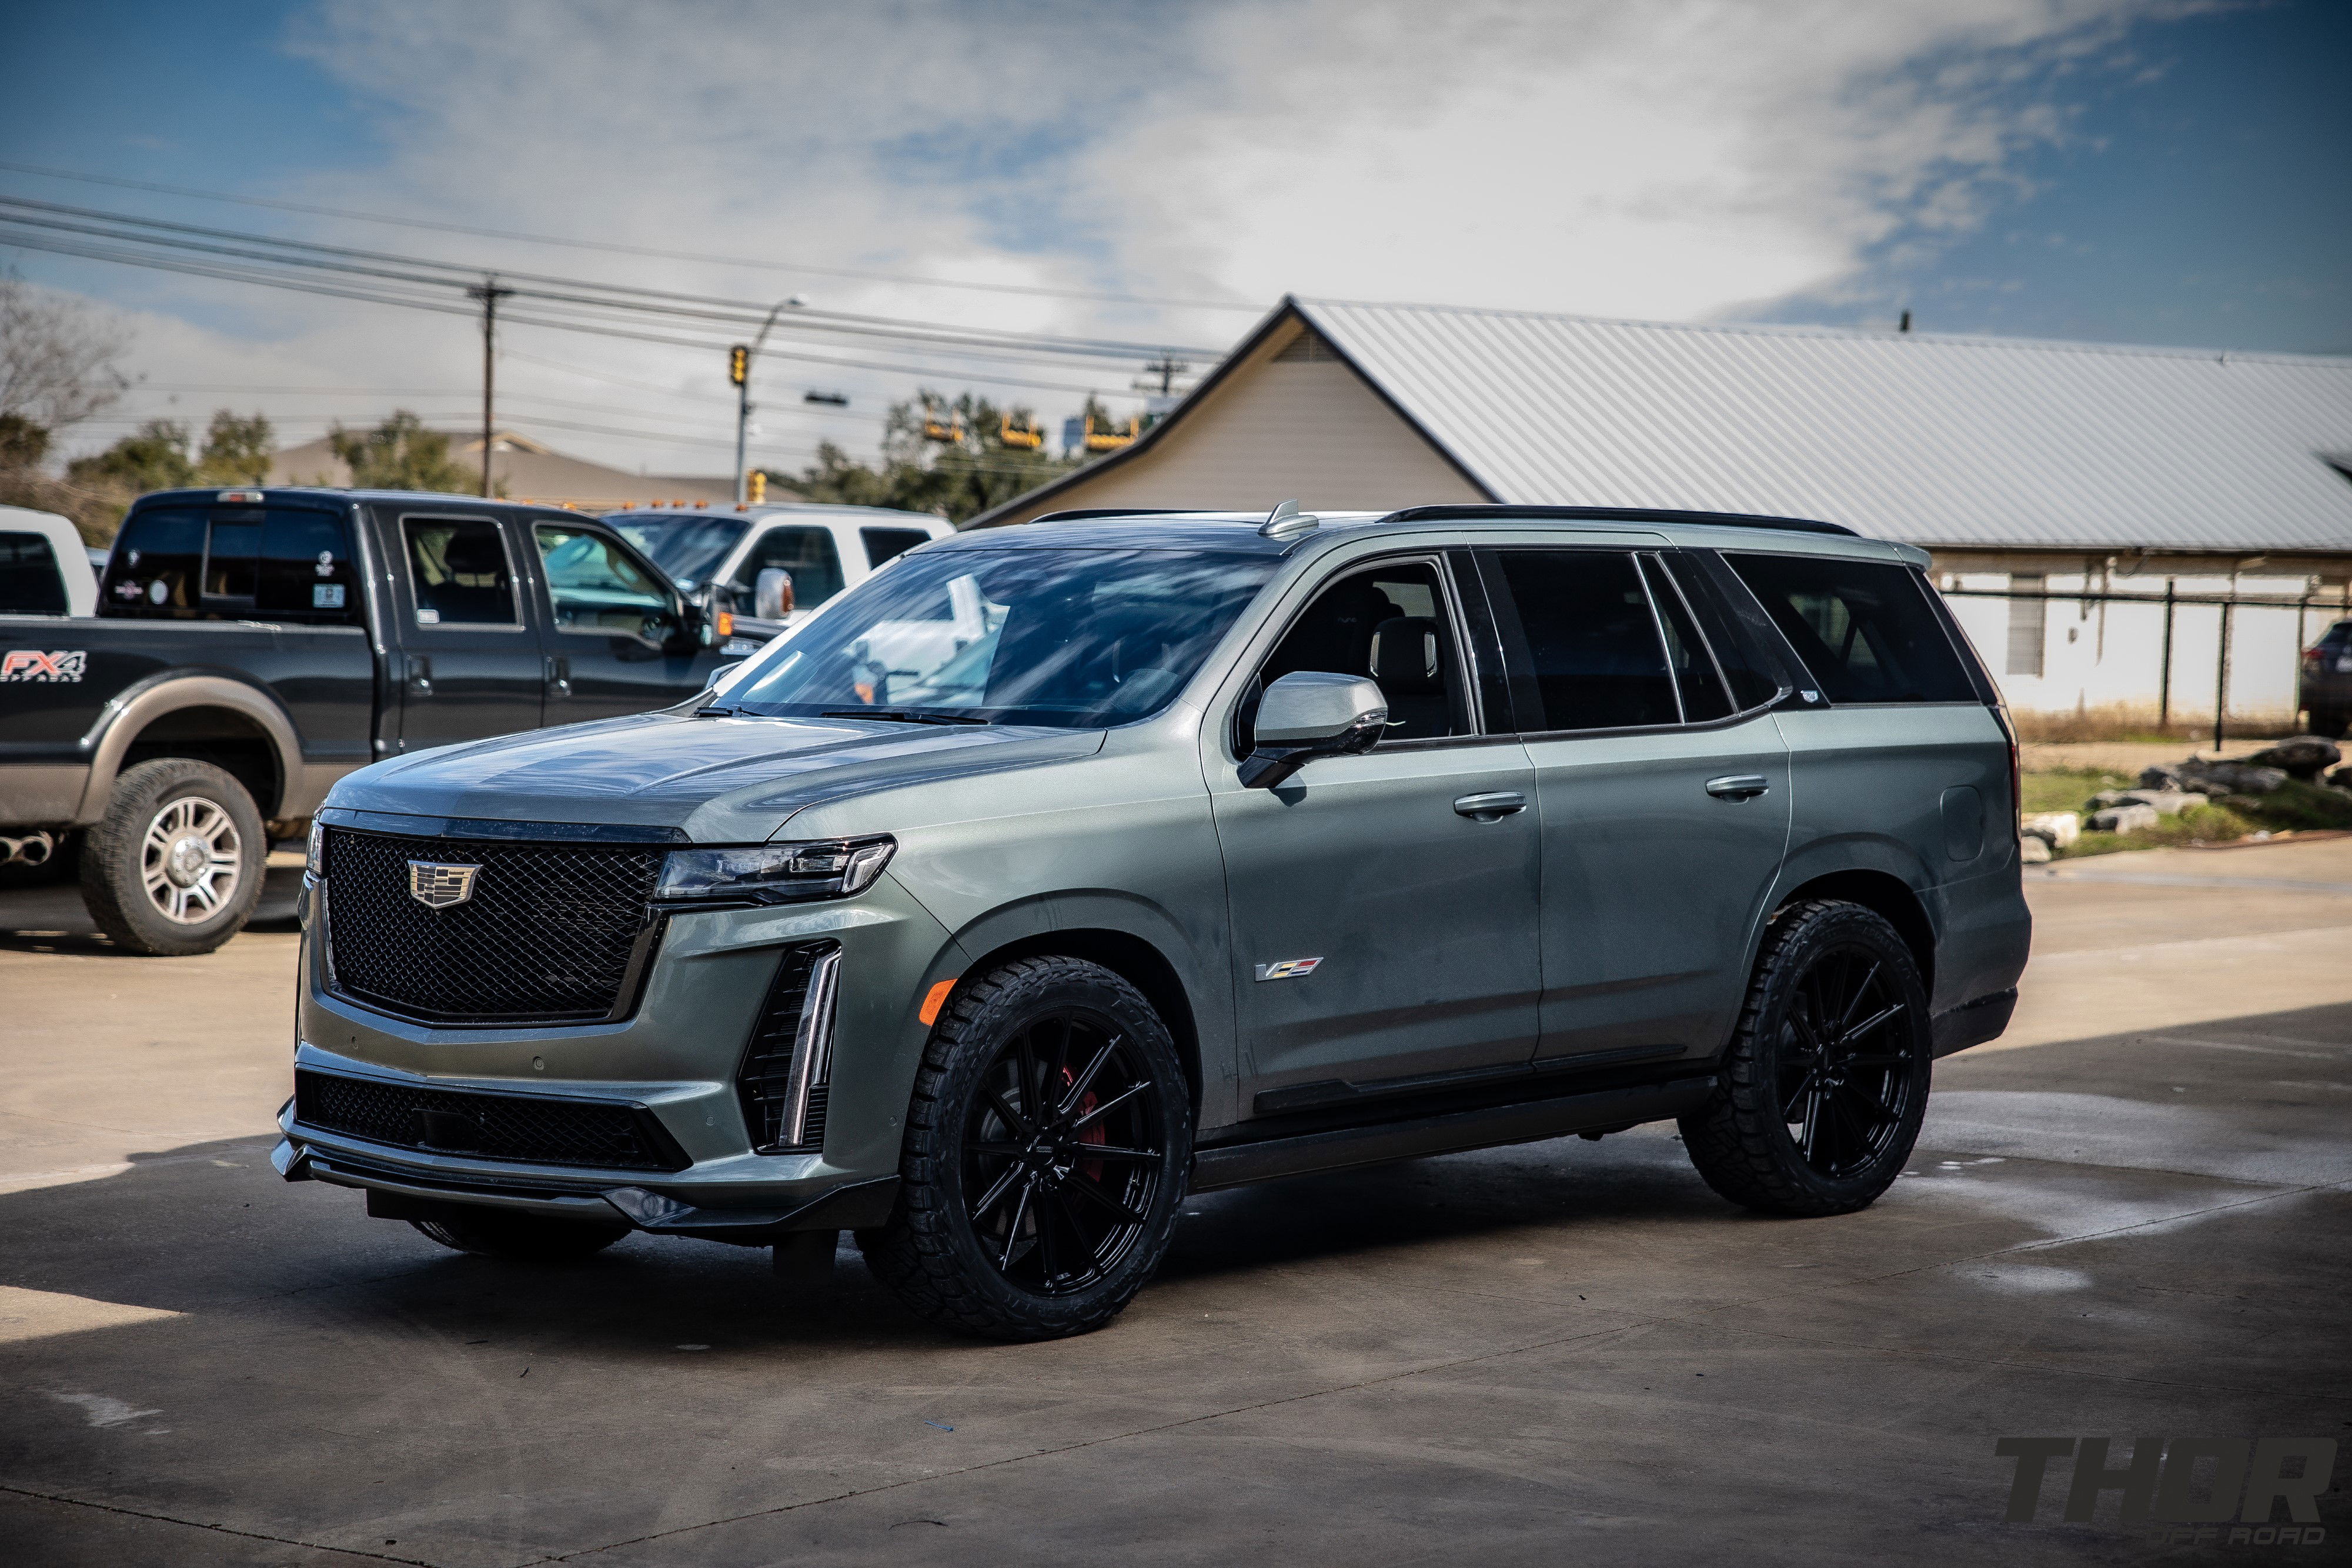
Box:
<box><xmin>1680</xmin><ymin>899</ymin><xmax>1931</xmax><ymax>1217</ymax></box>
<box><xmin>961</xmin><ymin>1009</ymin><xmax>1165</xmax><ymax>1296</ymax></box>
<box><xmin>860</xmin><ymin>955</ymin><xmax>1191</xmax><ymax>1340</ymax></box>
<box><xmin>1774</xmin><ymin>947</ymin><xmax>1916</xmax><ymax>1179</ymax></box>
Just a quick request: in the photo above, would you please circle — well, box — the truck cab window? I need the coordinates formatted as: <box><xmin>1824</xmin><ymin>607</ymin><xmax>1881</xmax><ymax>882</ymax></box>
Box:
<box><xmin>0</xmin><ymin>531</ymin><xmax>66</xmax><ymax>616</ymax></box>
<box><xmin>536</xmin><ymin>524</ymin><xmax>677</xmax><ymax>644</ymax></box>
<box><xmin>731</xmin><ymin>526</ymin><xmax>844</xmax><ymax>609</ymax></box>
<box><xmin>103</xmin><ymin>507</ymin><xmax>207</xmax><ymax>617</ymax></box>
<box><xmin>403</xmin><ymin>518</ymin><xmax>518</xmax><ymax>626</ymax></box>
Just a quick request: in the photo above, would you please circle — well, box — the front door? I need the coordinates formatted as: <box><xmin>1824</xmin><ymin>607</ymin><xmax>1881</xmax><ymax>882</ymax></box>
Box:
<box><xmin>1476</xmin><ymin>546</ymin><xmax>1792</xmax><ymax>1067</ymax></box>
<box><xmin>385</xmin><ymin>511</ymin><xmax>543</xmax><ymax>750</ymax></box>
<box><xmin>532</xmin><ymin>520</ymin><xmax>713</xmax><ymax>724</ymax></box>
<box><xmin>1210</xmin><ymin>556</ymin><xmax>1542</xmax><ymax>1116</ymax></box>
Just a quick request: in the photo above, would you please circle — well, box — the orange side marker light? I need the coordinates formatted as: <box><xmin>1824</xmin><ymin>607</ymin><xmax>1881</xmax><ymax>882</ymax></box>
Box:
<box><xmin>918</xmin><ymin>978</ymin><xmax>957</xmax><ymax>1027</ymax></box>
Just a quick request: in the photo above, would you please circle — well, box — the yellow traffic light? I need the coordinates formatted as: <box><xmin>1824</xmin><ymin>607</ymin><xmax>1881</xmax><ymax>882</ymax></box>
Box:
<box><xmin>729</xmin><ymin>345</ymin><xmax>749</xmax><ymax>386</ymax></box>
<box><xmin>747</xmin><ymin>470</ymin><xmax>766</xmax><ymax>505</ymax></box>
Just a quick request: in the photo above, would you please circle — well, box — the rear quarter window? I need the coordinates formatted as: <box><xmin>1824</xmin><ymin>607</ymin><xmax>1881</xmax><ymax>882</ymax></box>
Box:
<box><xmin>1724</xmin><ymin>552</ymin><xmax>1976</xmax><ymax>704</ymax></box>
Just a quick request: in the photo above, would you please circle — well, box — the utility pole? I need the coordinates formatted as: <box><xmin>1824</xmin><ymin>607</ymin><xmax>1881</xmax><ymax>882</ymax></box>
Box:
<box><xmin>467</xmin><ymin>276</ymin><xmax>514</xmax><ymax>499</ymax></box>
<box><xmin>1138</xmin><ymin>356</ymin><xmax>1190</xmax><ymax>396</ymax></box>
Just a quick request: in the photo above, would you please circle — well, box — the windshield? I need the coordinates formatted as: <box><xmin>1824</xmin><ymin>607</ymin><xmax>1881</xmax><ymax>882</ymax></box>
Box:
<box><xmin>726</xmin><ymin>547</ymin><xmax>1275</xmax><ymax>728</ymax></box>
<box><xmin>612</xmin><ymin>514</ymin><xmax>747</xmax><ymax>589</ymax></box>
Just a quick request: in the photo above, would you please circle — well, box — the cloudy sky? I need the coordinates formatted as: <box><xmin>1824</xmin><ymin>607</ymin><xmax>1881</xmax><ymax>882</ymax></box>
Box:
<box><xmin>4</xmin><ymin>0</ymin><xmax>2344</xmax><ymax>479</ymax></box>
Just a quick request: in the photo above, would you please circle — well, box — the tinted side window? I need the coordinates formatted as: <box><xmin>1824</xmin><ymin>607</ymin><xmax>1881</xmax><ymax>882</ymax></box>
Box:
<box><xmin>1486</xmin><ymin>550</ymin><xmax>1678</xmax><ymax>731</ymax></box>
<box><xmin>1725</xmin><ymin>553</ymin><xmax>1976</xmax><ymax>704</ymax></box>
<box><xmin>731</xmin><ymin>526</ymin><xmax>845</xmax><ymax>607</ymax></box>
<box><xmin>1639</xmin><ymin>555</ymin><xmax>1731</xmax><ymax>722</ymax></box>
<box><xmin>102</xmin><ymin>507</ymin><xmax>206</xmax><ymax>617</ymax></box>
<box><xmin>1663</xmin><ymin>553</ymin><xmax>1783</xmax><ymax>711</ymax></box>
<box><xmin>256</xmin><ymin>511</ymin><xmax>360</xmax><ymax>624</ymax></box>
<box><xmin>1252</xmin><ymin>559</ymin><xmax>1470</xmax><ymax>745</ymax></box>
<box><xmin>0</xmin><ymin>531</ymin><xmax>66</xmax><ymax>616</ymax></box>
<box><xmin>861</xmin><ymin>527</ymin><xmax>931</xmax><ymax>569</ymax></box>
<box><xmin>404</xmin><ymin>518</ymin><xmax>518</xmax><ymax>626</ymax></box>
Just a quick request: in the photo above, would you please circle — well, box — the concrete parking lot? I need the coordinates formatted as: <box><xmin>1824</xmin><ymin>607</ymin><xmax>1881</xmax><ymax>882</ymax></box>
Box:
<box><xmin>4</xmin><ymin>842</ymin><xmax>2348</xmax><ymax>1565</ymax></box>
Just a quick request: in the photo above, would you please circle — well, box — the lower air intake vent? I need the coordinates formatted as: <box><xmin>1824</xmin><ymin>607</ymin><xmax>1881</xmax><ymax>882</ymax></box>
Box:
<box><xmin>293</xmin><ymin>1068</ymin><xmax>688</xmax><ymax>1172</ymax></box>
<box><xmin>737</xmin><ymin>941</ymin><xmax>842</xmax><ymax>1154</ymax></box>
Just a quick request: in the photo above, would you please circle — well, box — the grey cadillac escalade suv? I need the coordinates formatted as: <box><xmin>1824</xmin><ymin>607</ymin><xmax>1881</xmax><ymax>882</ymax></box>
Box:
<box><xmin>275</xmin><ymin>503</ymin><xmax>2030</xmax><ymax>1340</ymax></box>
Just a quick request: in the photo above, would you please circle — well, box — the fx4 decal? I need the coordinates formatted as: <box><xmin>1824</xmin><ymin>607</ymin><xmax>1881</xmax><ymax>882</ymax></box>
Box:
<box><xmin>1</xmin><ymin>650</ymin><xmax>86</xmax><ymax>683</ymax></box>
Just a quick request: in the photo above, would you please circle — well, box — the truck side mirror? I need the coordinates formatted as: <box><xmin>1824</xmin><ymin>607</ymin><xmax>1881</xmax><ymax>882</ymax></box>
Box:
<box><xmin>754</xmin><ymin>567</ymin><xmax>795</xmax><ymax>621</ymax></box>
<box><xmin>1238</xmin><ymin>671</ymin><xmax>1388</xmax><ymax>788</ymax></box>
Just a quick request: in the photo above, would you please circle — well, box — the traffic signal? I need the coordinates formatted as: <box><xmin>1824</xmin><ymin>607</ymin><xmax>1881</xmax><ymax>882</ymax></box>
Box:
<box><xmin>747</xmin><ymin>470</ymin><xmax>766</xmax><ymax>505</ymax></box>
<box><xmin>728</xmin><ymin>344</ymin><xmax>749</xmax><ymax>386</ymax></box>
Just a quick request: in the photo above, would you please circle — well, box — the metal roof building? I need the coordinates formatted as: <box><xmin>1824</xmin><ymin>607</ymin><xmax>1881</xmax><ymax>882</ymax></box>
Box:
<box><xmin>973</xmin><ymin>296</ymin><xmax>2352</xmax><ymax>584</ymax></box>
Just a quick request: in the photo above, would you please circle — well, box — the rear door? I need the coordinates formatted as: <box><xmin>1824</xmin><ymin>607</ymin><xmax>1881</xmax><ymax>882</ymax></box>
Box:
<box><xmin>1477</xmin><ymin>543</ymin><xmax>1793</xmax><ymax>1068</ymax></box>
<box><xmin>380</xmin><ymin>509</ymin><xmax>543</xmax><ymax>749</ymax></box>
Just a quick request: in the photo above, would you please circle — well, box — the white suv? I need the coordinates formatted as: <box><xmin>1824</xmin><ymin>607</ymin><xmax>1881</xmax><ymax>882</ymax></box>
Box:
<box><xmin>611</xmin><ymin>503</ymin><xmax>952</xmax><ymax>639</ymax></box>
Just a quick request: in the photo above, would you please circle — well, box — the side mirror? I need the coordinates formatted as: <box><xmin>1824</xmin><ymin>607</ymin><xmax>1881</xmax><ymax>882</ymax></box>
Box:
<box><xmin>1238</xmin><ymin>671</ymin><xmax>1388</xmax><ymax>788</ymax></box>
<box><xmin>754</xmin><ymin>567</ymin><xmax>795</xmax><ymax>621</ymax></box>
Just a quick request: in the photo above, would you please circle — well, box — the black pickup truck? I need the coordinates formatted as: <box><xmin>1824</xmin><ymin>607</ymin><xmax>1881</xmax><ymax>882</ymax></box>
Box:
<box><xmin>0</xmin><ymin>486</ymin><xmax>744</xmax><ymax>955</ymax></box>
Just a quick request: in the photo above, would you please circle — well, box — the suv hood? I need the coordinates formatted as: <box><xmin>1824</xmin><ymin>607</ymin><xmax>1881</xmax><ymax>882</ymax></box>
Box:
<box><xmin>327</xmin><ymin>712</ymin><xmax>1107</xmax><ymax>841</ymax></box>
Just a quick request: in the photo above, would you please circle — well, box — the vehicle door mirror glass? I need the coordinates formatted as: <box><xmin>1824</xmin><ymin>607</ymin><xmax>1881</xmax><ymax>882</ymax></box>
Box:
<box><xmin>404</xmin><ymin>517</ymin><xmax>519</xmax><ymax>626</ymax></box>
<box><xmin>534</xmin><ymin>523</ymin><xmax>677</xmax><ymax>646</ymax></box>
<box><xmin>1239</xmin><ymin>671</ymin><xmax>1389</xmax><ymax>788</ymax></box>
<box><xmin>754</xmin><ymin>566</ymin><xmax>795</xmax><ymax>620</ymax></box>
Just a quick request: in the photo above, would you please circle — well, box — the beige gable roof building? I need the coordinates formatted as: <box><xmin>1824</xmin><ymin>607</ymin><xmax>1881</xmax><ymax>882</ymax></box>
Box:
<box><xmin>266</xmin><ymin>429</ymin><xmax>734</xmax><ymax>510</ymax></box>
<box><xmin>973</xmin><ymin>296</ymin><xmax>2352</xmax><ymax>582</ymax></box>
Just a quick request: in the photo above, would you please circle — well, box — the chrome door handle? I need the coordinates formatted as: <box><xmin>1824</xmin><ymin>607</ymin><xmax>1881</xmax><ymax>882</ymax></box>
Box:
<box><xmin>1454</xmin><ymin>791</ymin><xmax>1527</xmax><ymax>821</ymax></box>
<box><xmin>1705</xmin><ymin>774</ymin><xmax>1770</xmax><ymax>801</ymax></box>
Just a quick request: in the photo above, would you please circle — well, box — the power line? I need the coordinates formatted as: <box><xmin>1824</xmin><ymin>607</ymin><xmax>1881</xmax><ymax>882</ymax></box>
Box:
<box><xmin>0</xmin><ymin>224</ymin><xmax>1166</xmax><ymax>399</ymax></box>
<box><xmin>0</xmin><ymin>159</ymin><xmax>1263</xmax><ymax>315</ymax></box>
<box><xmin>0</xmin><ymin>195</ymin><xmax>1224</xmax><ymax>362</ymax></box>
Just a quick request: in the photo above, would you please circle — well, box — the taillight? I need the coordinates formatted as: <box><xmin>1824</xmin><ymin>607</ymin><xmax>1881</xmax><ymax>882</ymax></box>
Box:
<box><xmin>1990</xmin><ymin>702</ymin><xmax>2021</xmax><ymax>835</ymax></box>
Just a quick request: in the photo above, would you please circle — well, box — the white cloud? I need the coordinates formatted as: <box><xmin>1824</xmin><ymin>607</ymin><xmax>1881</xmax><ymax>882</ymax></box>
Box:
<box><xmin>35</xmin><ymin>0</ymin><xmax>2202</xmax><ymax>472</ymax></box>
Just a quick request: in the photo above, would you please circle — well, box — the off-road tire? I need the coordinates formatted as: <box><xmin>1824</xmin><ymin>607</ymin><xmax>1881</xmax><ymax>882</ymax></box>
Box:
<box><xmin>410</xmin><ymin>1205</ymin><xmax>630</xmax><ymax>1261</ymax></box>
<box><xmin>81</xmin><ymin>758</ymin><xmax>267</xmax><ymax>956</ymax></box>
<box><xmin>857</xmin><ymin>956</ymin><xmax>1192</xmax><ymax>1341</ymax></box>
<box><xmin>1679</xmin><ymin>899</ymin><xmax>1932</xmax><ymax>1218</ymax></box>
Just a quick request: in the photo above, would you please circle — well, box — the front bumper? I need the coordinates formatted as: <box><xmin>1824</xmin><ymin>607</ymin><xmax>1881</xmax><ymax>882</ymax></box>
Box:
<box><xmin>284</xmin><ymin>868</ymin><xmax>958</xmax><ymax>1239</ymax></box>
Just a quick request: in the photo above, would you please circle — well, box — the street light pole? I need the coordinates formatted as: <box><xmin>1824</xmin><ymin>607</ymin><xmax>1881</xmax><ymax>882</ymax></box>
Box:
<box><xmin>734</xmin><ymin>295</ymin><xmax>807</xmax><ymax>506</ymax></box>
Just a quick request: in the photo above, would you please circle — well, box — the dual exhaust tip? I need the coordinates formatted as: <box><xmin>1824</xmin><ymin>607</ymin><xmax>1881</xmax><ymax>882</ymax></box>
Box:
<box><xmin>1</xmin><ymin>831</ymin><xmax>57</xmax><ymax>868</ymax></box>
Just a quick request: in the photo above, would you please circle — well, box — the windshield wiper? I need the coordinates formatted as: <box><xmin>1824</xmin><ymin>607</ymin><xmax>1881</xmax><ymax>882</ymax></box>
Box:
<box><xmin>819</xmin><ymin>708</ymin><xmax>990</xmax><ymax>726</ymax></box>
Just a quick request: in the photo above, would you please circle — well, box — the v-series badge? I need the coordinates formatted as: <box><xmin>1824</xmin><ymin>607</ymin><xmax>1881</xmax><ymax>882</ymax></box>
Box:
<box><xmin>1254</xmin><ymin>957</ymin><xmax>1324</xmax><ymax>982</ymax></box>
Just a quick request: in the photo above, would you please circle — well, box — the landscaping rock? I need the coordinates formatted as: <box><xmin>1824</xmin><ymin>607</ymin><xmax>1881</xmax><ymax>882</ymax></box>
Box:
<box><xmin>2328</xmin><ymin>762</ymin><xmax>2352</xmax><ymax>793</ymax></box>
<box><xmin>2019</xmin><ymin>835</ymin><xmax>2052</xmax><ymax>864</ymax></box>
<box><xmin>2177</xmin><ymin>760</ymin><xmax>2288</xmax><ymax>795</ymax></box>
<box><xmin>2020</xmin><ymin>810</ymin><xmax>2080</xmax><ymax>848</ymax></box>
<box><xmin>2243</xmin><ymin>735</ymin><xmax>2341</xmax><ymax>780</ymax></box>
<box><xmin>2089</xmin><ymin>803</ymin><xmax>2161</xmax><ymax>834</ymax></box>
<box><xmin>2137</xmin><ymin>765</ymin><xmax>2187</xmax><ymax>791</ymax></box>
<box><xmin>2089</xmin><ymin>788</ymin><xmax>2207</xmax><ymax>816</ymax></box>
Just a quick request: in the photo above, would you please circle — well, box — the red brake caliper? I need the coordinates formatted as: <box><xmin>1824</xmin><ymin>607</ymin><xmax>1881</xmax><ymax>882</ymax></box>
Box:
<box><xmin>1060</xmin><ymin>1066</ymin><xmax>1106</xmax><ymax>1182</ymax></box>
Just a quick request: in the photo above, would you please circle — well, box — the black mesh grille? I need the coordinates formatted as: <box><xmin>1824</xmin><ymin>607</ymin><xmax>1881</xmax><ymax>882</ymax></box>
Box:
<box><xmin>323</xmin><ymin>828</ymin><xmax>662</xmax><ymax>1023</ymax></box>
<box><xmin>293</xmin><ymin>1068</ymin><xmax>687</xmax><ymax>1172</ymax></box>
<box><xmin>737</xmin><ymin>942</ymin><xmax>837</xmax><ymax>1153</ymax></box>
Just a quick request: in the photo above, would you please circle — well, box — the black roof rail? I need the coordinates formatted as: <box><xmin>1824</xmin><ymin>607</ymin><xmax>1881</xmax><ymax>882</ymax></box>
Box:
<box><xmin>1025</xmin><ymin>507</ymin><xmax>1208</xmax><ymax>524</ymax></box>
<box><xmin>1381</xmin><ymin>504</ymin><xmax>1857</xmax><ymax>537</ymax></box>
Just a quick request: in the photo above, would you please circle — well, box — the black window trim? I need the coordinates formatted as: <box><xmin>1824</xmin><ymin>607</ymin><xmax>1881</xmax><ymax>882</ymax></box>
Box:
<box><xmin>1471</xmin><ymin>542</ymin><xmax>1789</xmax><ymax>743</ymax></box>
<box><xmin>1225</xmin><ymin>546</ymin><xmax>1496</xmax><ymax>761</ymax></box>
<box><xmin>396</xmin><ymin>510</ymin><xmax>528</xmax><ymax>633</ymax></box>
<box><xmin>1639</xmin><ymin>551</ymin><xmax>1738</xmax><ymax>726</ymax></box>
